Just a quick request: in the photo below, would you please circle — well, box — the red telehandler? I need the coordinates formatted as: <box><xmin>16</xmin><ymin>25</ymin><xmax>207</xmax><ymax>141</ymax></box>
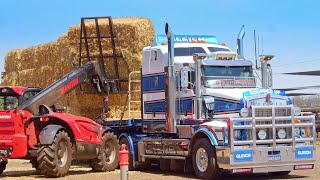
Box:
<box><xmin>0</xmin><ymin>17</ymin><xmax>127</xmax><ymax>177</ymax></box>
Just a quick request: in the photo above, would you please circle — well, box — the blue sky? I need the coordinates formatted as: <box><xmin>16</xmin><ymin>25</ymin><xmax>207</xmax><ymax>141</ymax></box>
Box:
<box><xmin>1</xmin><ymin>0</ymin><xmax>320</xmax><ymax>91</ymax></box>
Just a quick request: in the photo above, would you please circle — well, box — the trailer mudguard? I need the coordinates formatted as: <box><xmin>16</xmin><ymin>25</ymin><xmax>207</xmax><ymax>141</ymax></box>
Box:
<box><xmin>39</xmin><ymin>124</ymin><xmax>65</xmax><ymax>145</ymax></box>
<box><xmin>191</xmin><ymin>127</ymin><xmax>219</xmax><ymax>146</ymax></box>
<box><xmin>119</xmin><ymin>133</ymin><xmax>147</xmax><ymax>168</ymax></box>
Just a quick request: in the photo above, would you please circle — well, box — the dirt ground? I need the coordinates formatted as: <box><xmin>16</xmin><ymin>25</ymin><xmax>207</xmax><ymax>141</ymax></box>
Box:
<box><xmin>2</xmin><ymin>144</ymin><xmax>320</xmax><ymax>180</ymax></box>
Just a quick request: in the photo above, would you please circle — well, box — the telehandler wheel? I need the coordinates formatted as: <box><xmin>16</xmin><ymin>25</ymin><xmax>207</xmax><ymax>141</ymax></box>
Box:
<box><xmin>0</xmin><ymin>159</ymin><xmax>8</xmax><ymax>174</ymax></box>
<box><xmin>91</xmin><ymin>132</ymin><xmax>120</xmax><ymax>172</ymax></box>
<box><xmin>192</xmin><ymin>138</ymin><xmax>221</xmax><ymax>180</ymax></box>
<box><xmin>37</xmin><ymin>130</ymin><xmax>72</xmax><ymax>178</ymax></box>
<box><xmin>30</xmin><ymin>159</ymin><xmax>40</xmax><ymax>172</ymax></box>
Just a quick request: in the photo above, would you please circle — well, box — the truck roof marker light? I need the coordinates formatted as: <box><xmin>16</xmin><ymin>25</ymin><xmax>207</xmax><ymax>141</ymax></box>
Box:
<box><xmin>152</xmin><ymin>35</ymin><xmax>220</xmax><ymax>46</ymax></box>
<box><xmin>221</xmin><ymin>43</ymin><xmax>226</xmax><ymax>46</ymax></box>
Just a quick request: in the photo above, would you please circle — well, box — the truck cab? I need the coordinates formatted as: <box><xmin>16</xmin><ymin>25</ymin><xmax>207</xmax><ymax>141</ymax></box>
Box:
<box><xmin>109</xmin><ymin>32</ymin><xmax>316</xmax><ymax>179</ymax></box>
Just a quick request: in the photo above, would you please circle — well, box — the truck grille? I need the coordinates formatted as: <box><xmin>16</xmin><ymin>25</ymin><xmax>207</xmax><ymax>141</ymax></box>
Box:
<box><xmin>255</xmin><ymin>108</ymin><xmax>291</xmax><ymax>117</ymax></box>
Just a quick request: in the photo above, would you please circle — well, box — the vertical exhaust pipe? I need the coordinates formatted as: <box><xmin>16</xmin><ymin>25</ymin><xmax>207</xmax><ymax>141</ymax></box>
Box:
<box><xmin>237</xmin><ymin>25</ymin><xmax>245</xmax><ymax>59</ymax></box>
<box><xmin>165</xmin><ymin>23</ymin><xmax>176</xmax><ymax>133</ymax></box>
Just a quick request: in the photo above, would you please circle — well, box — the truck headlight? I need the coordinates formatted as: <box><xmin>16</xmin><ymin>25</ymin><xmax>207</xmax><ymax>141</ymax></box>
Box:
<box><xmin>293</xmin><ymin>107</ymin><xmax>301</xmax><ymax>116</ymax></box>
<box><xmin>240</xmin><ymin>108</ymin><xmax>249</xmax><ymax>117</ymax></box>
<box><xmin>234</xmin><ymin>130</ymin><xmax>241</xmax><ymax>139</ymax></box>
<box><xmin>277</xmin><ymin>129</ymin><xmax>286</xmax><ymax>139</ymax></box>
<box><xmin>258</xmin><ymin>129</ymin><xmax>267</xmax><ymax>140</ymax></box>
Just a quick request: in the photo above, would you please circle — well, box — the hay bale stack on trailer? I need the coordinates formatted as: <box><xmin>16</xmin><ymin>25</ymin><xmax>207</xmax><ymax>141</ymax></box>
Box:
<box><xmin>2</xmin><ymin>17</ymin><xmax>154</xmax><ymax>120</ymax></box>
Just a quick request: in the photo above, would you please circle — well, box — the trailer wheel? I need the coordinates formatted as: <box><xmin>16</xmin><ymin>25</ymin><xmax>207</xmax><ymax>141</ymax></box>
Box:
<box><xmin>192</xmin><ymin>138</ymin><xmax>220</xmax><ymax>180</ymax></box>
<box><xmin>269</xmin><ymin>171</ymin><xmax>291</xmax><ymax>176</ymax></box>
<box><xmin>91</xmin><ymin>132</ymin><xmax>119</xmax><ymax>171</ymax></box>
<box><xmin>0</xmin><ymin>159</ymin><xmax>7</xmax><ymax>174</ymax></box>
<box><xmin>37</xmin><ymin>130</ymin><xmax>72</xmax><ymax>177</ymax></box>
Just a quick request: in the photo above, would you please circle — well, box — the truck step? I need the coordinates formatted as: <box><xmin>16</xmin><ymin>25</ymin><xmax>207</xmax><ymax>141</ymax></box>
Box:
<box><xmin>143</xmin><ymin>155</ymin><xmax>186</xmax><ymax>160</ymax></box>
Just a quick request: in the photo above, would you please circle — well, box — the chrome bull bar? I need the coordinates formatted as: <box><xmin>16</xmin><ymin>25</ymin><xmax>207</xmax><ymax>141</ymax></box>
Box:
<box><xmin>229</xmin><ymin>105</ymin><xmax>316</xmax><ymax>154</ymax></box>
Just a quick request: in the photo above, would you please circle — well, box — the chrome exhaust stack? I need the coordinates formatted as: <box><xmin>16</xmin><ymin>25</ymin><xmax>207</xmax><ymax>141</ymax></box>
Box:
<box><xmin>165</xmin><ymin>23</ymin><xmax>176</xmax><ymax>133</ymax></box>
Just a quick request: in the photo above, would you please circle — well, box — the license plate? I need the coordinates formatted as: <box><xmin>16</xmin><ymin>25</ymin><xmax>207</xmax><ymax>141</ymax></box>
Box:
<box><xmin>268</xmin><ymin>155</ymin><xmax>281</xmax><ymax>161</ymax></box>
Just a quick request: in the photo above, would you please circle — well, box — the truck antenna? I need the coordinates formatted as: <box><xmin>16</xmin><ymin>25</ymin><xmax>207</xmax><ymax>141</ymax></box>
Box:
<box><xmin>254</xmin><ymin>30</ymin><xmax>258</xmax><ymax>69</ymax></box>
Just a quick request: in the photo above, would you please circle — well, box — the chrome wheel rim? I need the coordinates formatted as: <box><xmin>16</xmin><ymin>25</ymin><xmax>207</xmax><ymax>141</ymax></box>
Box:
<box><xmin>196</xmin><ymin>147</ymin><xmax>208</xmax><ymax>172</ymax></box>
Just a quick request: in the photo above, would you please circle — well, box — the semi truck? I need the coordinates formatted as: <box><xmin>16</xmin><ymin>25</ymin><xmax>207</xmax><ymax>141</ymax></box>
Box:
<box><xmin>0</xmin><ymin>17</ymin><xmax>122</xmax><ymax>178</ymax></box>
<box><xmin>105</xmin><ymin>23</ymin><xmax>316</xmax><ymax>179</ymax></box>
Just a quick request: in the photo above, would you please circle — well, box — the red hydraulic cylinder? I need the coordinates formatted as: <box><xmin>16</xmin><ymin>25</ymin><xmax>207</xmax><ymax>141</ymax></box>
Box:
<box><xmin>119</xmin><ymin>144</ymin><xmax>129</xmax><ymax>180</ymax></box>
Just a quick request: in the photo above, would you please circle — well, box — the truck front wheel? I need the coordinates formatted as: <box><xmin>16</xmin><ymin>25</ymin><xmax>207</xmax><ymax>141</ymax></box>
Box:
<box><xmin>192</xmin><ymin>138</ymin><xmax>220</xmax><ymax>180</ymax></box>
<box><xmin>91</xmin><ymin>132</ymin><xmax>120</xmax><ymax>171</ymax></box>
<box><xmin>37</xmin><ymin>130</ymin><xmax>72</xmax><ymax>177</ymax></box>
<box><xmin>0</xmin><ymin>159</ymin><xmax>7</xmax><ymax>174</ymax></box>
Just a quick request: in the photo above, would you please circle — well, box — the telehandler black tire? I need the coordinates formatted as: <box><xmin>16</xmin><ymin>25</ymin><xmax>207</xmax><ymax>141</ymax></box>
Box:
<box><xmin>91</xmin><ymin>132</ymin><xmax>120</xmax><ymax>172</ymax></box>
<box><xmin>30</xmin><ymin>159</ymin><xmax>40</xmax><ymax>172</ymax></box>
<box><xmin>0</xmin><ymin>159</ymin><xmax>7</xmax><ymax>174</ymax></box>
<box><xmin>192</xmin><ymin>138</ymin><xmax>221</xmax><ymax>180</ymax></box>
<box><xmin>37</xmin><ymin>130</ymin><xmax>72</xmax><ymax>177</ymax></box>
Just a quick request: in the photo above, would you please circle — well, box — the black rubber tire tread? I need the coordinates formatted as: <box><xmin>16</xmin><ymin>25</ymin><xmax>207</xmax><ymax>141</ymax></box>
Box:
<box><xmin>0</xmin><ymin>159</ymin><xmax>7</xmax><ymax>175</ymax></box>
<box><xmin>30</xmin><ymin>159</ymin><xmax>40</xmax><ymax>172</ymax></box>
<box><xmin>269</xmin><ymin>171</ymin><xmax>291</xmax><ymax>176</ymax></box>
<box><xmin>91</xmin><ymin>132</ymin><xmax>120</xmax><ymax>172</ymax></box>
<box><xmin>37</xmin><ymin>130</ymin><xmax>72</xmax><ymax>178</ymax></box>
<box><xmin>192</xmin><ymin>138</ymin><xmax>220</xmax><ymax>180</ymax></box>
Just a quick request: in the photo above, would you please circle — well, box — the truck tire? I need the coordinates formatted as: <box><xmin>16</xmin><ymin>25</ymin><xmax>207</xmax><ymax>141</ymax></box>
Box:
<box><xmin>192</xmin><ymin>138</ymin><xmax>220</xmax><ymax>180</ymax></box>
<box><xmin>37</xmin><ymin>130</ymin><xmax>72</xmax><ymax>177</ymax></box>
<box><xmin>91</xmin><ymin>132</ymin><xmax>119</xmax><ymax>172</ymax></box>
<box><xmin>0</xmin><ymin>159</ymin><xmax>7</xmax><ymax>174</ymax></box>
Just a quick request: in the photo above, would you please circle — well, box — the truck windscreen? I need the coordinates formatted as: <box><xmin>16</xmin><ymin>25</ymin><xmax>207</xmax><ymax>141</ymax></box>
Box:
<box><xmin>203</xmin><ymin>66</ymin><xmax>253</xmax><ymax>77</ymax></box>
<box><xmin>0</xmin><ymin>95</ymin><xmax>19</xmax><ymax>110</ymax></box>
<box><xmin>207</xmin><ymin>47</ymin><xmax>230</xmax><ymax>52</ymax></box>
<box><xmin>203</xmin><ymin>66</ymin><xmax>256</xmax><ymax>88</ymax></box>
<box><xmin>174</xmin><ymin>47</ymin><xmax>206</xmax><ymax>57</ymax></box>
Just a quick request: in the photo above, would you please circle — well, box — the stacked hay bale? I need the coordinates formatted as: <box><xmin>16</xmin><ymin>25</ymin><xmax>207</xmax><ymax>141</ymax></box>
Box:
<box><xmin>2</xmin><ymin>17</ymin><xmax>154</xmax><ymax>120</ymax></box>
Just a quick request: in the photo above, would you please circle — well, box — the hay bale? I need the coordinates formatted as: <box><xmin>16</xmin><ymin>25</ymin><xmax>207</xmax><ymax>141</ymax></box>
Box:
<box><xmin>2</xmin><ymin>17</ymin><xmax>154</xmax><ymax>120</ymax></box>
